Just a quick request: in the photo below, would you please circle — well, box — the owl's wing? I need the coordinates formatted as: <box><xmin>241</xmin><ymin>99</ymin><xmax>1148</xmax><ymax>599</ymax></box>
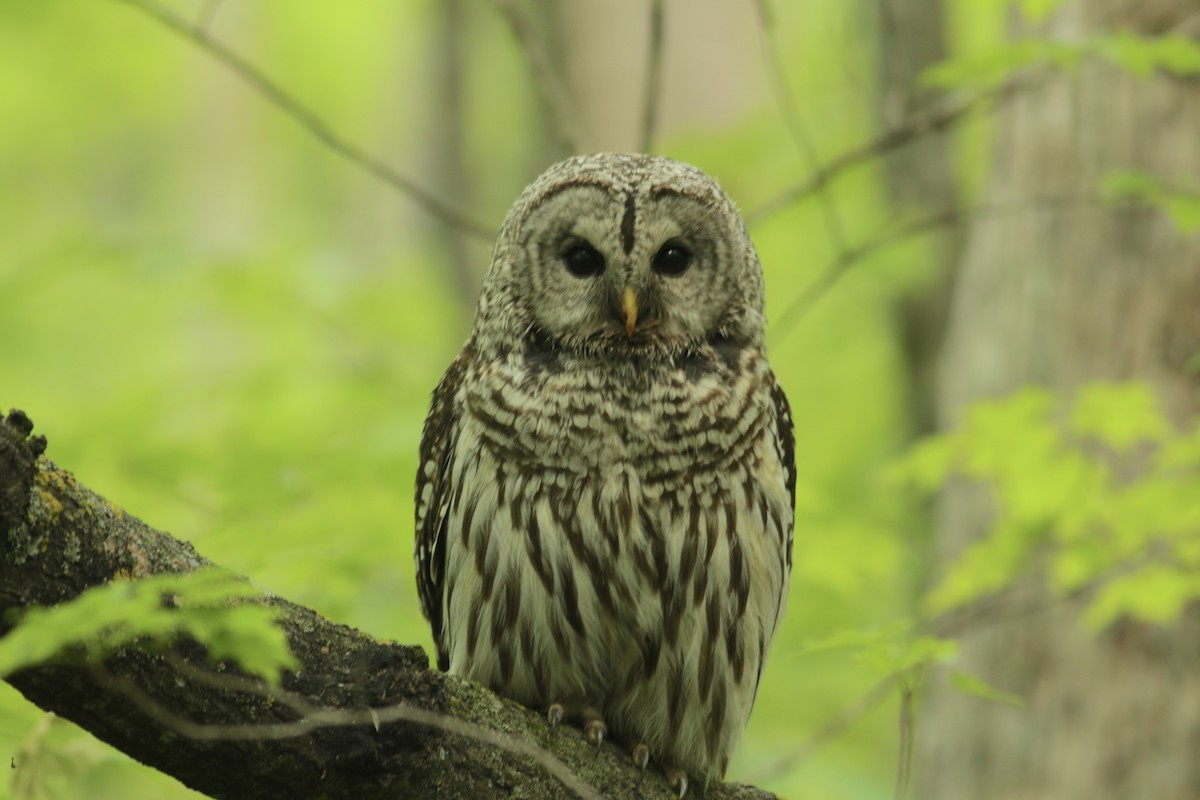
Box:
<box><xmin>415</xmin><ymin>345</ymin><xmax>472</xmax><ymax>672</ymax></box>
<box><xmin>767</xmin><ymin>370</ymin><xmax>797</xmax><ymax>573</ymax></box>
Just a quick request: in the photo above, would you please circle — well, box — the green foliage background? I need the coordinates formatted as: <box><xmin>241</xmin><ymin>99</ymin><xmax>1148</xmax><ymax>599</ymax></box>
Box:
<box><xmin>5</xmin><ymin>1</ymin><xmax>967</xmax><ymax>796</ymax></box>
<box><xmin>7</xmin><ymin>1</ymin><xmax>1196</xmax><ymax>798</ymax></box>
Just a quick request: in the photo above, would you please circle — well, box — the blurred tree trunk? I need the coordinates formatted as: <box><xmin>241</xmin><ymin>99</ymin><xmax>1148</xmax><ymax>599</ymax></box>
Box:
<box><xmin>872</xmin><ymin>0</ymin><xmax>961</xmax><ymax>437</ymax></box>
<box><xmin>432</xmin><ymin>0</ymin><xmax>479</xmax><ymax>309</ymax></box>
<box><xmin>560</xmin><ymin>0</ymin><xmax>761</xmax><ymax>154</ymax></box>
<box><xmin>919</xmin><ymin>2</ymin><xmax>1200</xmax><ymax>799</ymax></box>
<box><xmin>527</xmin><ymin>0</ymin><xmax>571</xmax><ymax>167</ymax></box>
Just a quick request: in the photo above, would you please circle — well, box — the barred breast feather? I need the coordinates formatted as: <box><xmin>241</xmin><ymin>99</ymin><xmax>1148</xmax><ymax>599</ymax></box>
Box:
<box><xmin>415</xmin><ymin>334</ymin><xmax>794</xmax><ymax>781</ymax></box>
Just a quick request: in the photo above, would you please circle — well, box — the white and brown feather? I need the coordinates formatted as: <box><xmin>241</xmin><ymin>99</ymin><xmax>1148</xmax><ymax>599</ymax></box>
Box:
<box><xmin>414</xmin><ymin>154</ymin><xmax>794</xmax><ymax>783</ymax></box>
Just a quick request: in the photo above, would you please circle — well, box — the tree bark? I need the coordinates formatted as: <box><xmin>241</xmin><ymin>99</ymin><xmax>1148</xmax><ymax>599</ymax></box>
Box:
<box><xmin>0</xmin><ymin>410</ymin><xmax>774</xmax><ymax>800</ymax></box>
<box><xmin>872</xmin><ymin>0</ymin><xmax>962</xmax><ymax>437</ymax></box>
<box><xmin>919</xmin><ymin>2</ymin><xmax>1200</xmax><ymax>799</ymax></box>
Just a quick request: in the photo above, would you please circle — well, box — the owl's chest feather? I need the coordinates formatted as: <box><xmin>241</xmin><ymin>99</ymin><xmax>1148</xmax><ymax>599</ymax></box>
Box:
<box><xmin>436</xmin><ymin>345</ymin><xmax>792</xmax><ymax>784</ymax></box>
<box><xmin>466</xmin><ymin>353</ymin><xmax>750</xmax><ymax>476</ymax></box>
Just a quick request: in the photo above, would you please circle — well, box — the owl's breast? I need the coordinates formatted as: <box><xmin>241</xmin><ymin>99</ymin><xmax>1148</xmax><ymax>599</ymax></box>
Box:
<box><xmin>466</xmin><ymin>353</ymin><xmax>749</xmax><ymax>477</ymax></box>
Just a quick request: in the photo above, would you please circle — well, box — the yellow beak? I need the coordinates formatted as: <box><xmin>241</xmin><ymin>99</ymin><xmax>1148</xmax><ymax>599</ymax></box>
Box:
<box><xmin>623</xmin><ymin>287</ymin><xmax>638</xmax><ymax>337</ymax></box>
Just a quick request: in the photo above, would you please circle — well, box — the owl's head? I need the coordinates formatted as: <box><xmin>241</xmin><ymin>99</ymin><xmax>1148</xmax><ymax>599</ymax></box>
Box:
<box><xmin>474</xmin><ymin>154</ymin><xmax>766</xmax><ymax>361</ymax></box>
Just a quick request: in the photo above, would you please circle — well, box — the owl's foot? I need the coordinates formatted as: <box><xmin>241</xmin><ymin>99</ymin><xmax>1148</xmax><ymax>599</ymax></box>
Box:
<box><xmin>546</xmin><ymin>702</ymin><xmax>565</xmax><ymax>731</ymax></box>
<box><xmin>582</xmin><ymin>710</ymin><xmax>607</xmax><ymax>751</ymax></box>
<box><xmin>628</xmin><ymin>742</ymin><xmax>688</xmax><ymax>797</ymax></box>
<box><xmin>628</xmin><ymin>743</ymin><xmax>689</xmax><ymax>797</ymax></box>
<box><xmin>631</xmin><ymin>741</ymin><xmax>650</xmax><ymax>771</ymax></box>
<box><xmin>545</xmin><ymin>702</ymin><xmax>607</xmax><ymax>752</ymax></box>
<box><xmin>664</xmin><ymin>765</ymin><xmax>689</xmax><ymax>799</ymax></box>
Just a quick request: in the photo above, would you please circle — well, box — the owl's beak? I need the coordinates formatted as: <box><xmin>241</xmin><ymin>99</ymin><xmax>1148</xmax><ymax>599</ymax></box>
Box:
<box><xmin>622</xmin><ymin>287</ymin><xmax>638</xmax><ymax>337</ymax></box>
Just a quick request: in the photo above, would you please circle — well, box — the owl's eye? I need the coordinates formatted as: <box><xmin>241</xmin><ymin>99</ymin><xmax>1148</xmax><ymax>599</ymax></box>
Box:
<box><xmin>652</xmin><ymin>241</ymin><xmax>692</xmax><ymax>276</ymax></box>
<box><xmin>562</xmin><ymin>242</ymin><xmax>605</xmax><ymax>278</ymax></box>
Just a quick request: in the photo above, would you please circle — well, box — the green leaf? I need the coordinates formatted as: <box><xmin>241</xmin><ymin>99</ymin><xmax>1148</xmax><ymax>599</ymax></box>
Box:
<box><xmin>1085</xmin><ymin>564</ymin><xmax>1200</xmax><ymax>629</ymax></box>
<box><xmin>1159</xmin><ymin>423</ymin><xmax>1200</xmax><ymax>469</ymax></box>
<box><xmin>1070</xmin><ymin>381</ymin><xmax>1170</xmax><ymax>449</ymax></box>
<box><xmin>1107</xmin><ymin>477</ymin><xmax>1200</xmax><ymax>543</ymax></box>
<box><xmin>924</xmin><ymin>34</ymin><xmax>1200</xmax><ymax>93</ymax></box>
<box><xmin>887</xmin><ymin>433</ymin><xmax>959</xmax><ymax>491</ymax></box>
<box><xmin>958</xmin><ymin>388</ymin><xmax>1057</xmax><ymax>479</ymax></box>
<box><xmin>1094</xmin><ymin>33</ymin><xmax>1200</xmax><ymax>77</ymax></box>
<box><xmin>0</xmin><ymin>568</ymin><xmax>297</xmax><ymax>683</ymax></box>
<box><xmin>1100</xmin><ymin>170</ymin><xmax>1165</xmax><ymax>203</ymax></box>
<box><xmin>1050</xmin><ymin>536</ymin><xmax>1116</xmax><ymax>592</ymax></box>
<box><xmin>1102</xmin><ymin>171</ymin><xmax>1200</xmax><ymax>234</ymax></box>
<box><xmin>798</xmin><ymin>619</ymin><xmax>914</xmax><ymax>656</ymax></box>
<box><xmin>857</xmin><ymin>635</ymin><xmax>958</xmax><ymax>677</ymax></box>
<box><xmin>800</xmin><ymin>622</ymin><xmax>957</xmax><ymax>677</ymax></box>
<box><xmin>1163</xmin><ymin>195</ymin><xmax>1200</xmax><ymax>233</ymax></box>
<box><xmin>950</xmin><ymin>670</ymin><xmax>1025</xmax><ymax>707</ymax></box>
<box><xmin>921</xmin><ymin>41</ymin><xmax>1083</xmax><ymax>90</ymax></box>
<box><xmin>925</xmin><ymin>519</ymin><xmax>1041</xmax><ymax>613</ymax></box>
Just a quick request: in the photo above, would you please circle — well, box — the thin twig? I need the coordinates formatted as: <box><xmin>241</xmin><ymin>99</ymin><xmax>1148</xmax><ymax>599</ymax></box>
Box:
<box><xmin>434</xmin><ymin>0</ymin><xmax>480</xmax><ymax>309</ymax></box>
<box><xmin>96</xmin><ymin>662</ymin><xmax>605</xmax><ymax>800</ymax></box>
<box><xmin>770</xmin><ymin>208</ymin><xmax>958</xmax><ymax>339</ymax></box>
<box><xmin>639</xmin><ymin>0</ymin><xmax>665</xmax><ymax>153</ymax></box>
<box><xmin>110</xmin><ymin>0</ymin><xmax>495</xmax><ymax>241</ymax></box>
<box><xmin>744</xmin><ymin>674</ymin><xmax>897</xmax><ymax>784</ymax></box>
<box><xmin>894</xmin><ymin>676</ymin><xmax>915</xmax><ymax>800</ymax></box>
<box><xmin>747</xmin><ymin>80</ymin><xmax>1027</xmax><ymax>226</ymax></box>
<box><xmin>491</xmin><ymin>0</ymin><xmax>582</xmax><ymax>153</ymax></box>
<box><xmin>753</xmin><ymin>0</ymin><xmax>851</xmax><ymax>255</ymax></box>
<box><xmin>768</xmin><ymin>193</ymin><xmax>1101</xmax><ymax>339</ymax></box>
<box><xmin>194</xmin><ymin>0</ymin><xmax>224</xmax><ymax>33</ymax></box>
<box><xmin>929</xmin><ymin>540</ymin><xmax>1181</xmax><ymax>640</ymax></box>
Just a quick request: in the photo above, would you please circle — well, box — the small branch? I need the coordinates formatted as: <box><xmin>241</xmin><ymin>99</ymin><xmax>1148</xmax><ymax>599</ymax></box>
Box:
<box><xmin>109</xmin><ymin>0</ymin><xmax>495</xmax><ymax>241</ymax></box>
<box><xmin>894</xmin><ymin>676</ymin><xmax>916</xmax><ymax>800</ymax></box>
<box><xmin>639</xmin><ymin>0</ymin><xmax>665</xmax><ymax>153</ymax></box>
<box><xmin>769</xmin><ymin>193</ymin><xmax>1101</xmax><ymax>339</ymax></box>
<box><xmin>753</xmin><ymin>0</ymin><xmax>850</xmax><ymax>255</ymax></box>
<box><xmin>747</xmin><ymin>80</ymin><xmax>1027</xmax><ymax>226</ymax></box>
<box><xmin>769</xmin><ymin>207</ymin><xmax>958</xmax><ymax>339</ymax></box>
<box><xmin>433</xmin><ymin>0</ymin><xmax>483</xmax><ymax>309</ymax></box>
<box><xmin>194</xmin><ymin>0</ymin><xmax>224</xmax><ymax>34</ymax></box>
<box><xmin>491</xmin><ymin>0</ymin><xmax>583</xmax><ymax>153</ymax></box>
<box><xmin>745</xmin><ymin>674</ymin><xmax>896</xmax><ymax>784</ymax></box>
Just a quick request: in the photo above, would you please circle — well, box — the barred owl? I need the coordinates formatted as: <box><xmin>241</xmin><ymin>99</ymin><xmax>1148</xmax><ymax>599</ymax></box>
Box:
<box><xmin>415</xmin><ymin>153</ymin><xmax>794</xmax><ymax>794</ymax></box>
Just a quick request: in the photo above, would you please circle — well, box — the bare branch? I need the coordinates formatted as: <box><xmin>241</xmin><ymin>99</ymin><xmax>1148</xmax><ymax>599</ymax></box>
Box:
<box><xmin>109</xmin><ymin>0</ymin><xmax>495</xmax><ymax>242</ymax></box>
<box><xmin>768</xmin><ymin>193</ymin><xmax>1100</xmax><ymax>340</ymax></box>
<box><xmin>744</xmin><ymin>674</ymin><xmax>896</xmax><ymax>785</ymax></box>
<box><xmin>769</xmin><ymin>208</ymin><xmax>958</xmax><ymax>340</ymax></box>
<box><xmin>194</xmin><ymin>0</ymin><xmax>224</xmax><ymax>34</ymax></box>
<box><xmin>894</xmin><ymin>676</ymin><xmax>916</xmax><ymax>800</ymax></box>
<box><xmin>491</xmin><ymin>0</ymin><xmax>583</xmax><ymax>153</ymax></box>
<box><xmin>639</xmin><ymin>0</ymin><xmax>665</xmax><ymax>154</ymax></box>
<box><xmin>747</xmin><ymin>81</ymin><xmax>1025</xmax><ymax>226</ymax></box>
<box><xmin>753</xmin><ymin>0</ymin><xmax>850</xmax><ymax>254</ymax></box>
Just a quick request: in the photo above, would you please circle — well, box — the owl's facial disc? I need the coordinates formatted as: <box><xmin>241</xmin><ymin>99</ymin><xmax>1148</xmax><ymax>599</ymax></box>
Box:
<box><xmin>512</xmin><ymin>166</ymin><xmax>756</xmax><ymax>357</ymax></box>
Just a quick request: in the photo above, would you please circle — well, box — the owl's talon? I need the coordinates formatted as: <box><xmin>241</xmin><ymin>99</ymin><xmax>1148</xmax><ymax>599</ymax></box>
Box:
<box><xmin>546</xmin><ymin>703</ymin><xmax>564</xmax><ymax>732</ymax></box>
<box><xmin>584</xmin><ymin>717</ymin><xmax>606</xmax><ymax>752</ymax></box>
<box><xmin>665</xmin><ymin>766</ymin><xmax>688</xmax><ymax>799</ymax></box>
<box><xmin>631</xmin><ymin>742</ymin><xmax>650</xmax><ymax>771</ymax></box>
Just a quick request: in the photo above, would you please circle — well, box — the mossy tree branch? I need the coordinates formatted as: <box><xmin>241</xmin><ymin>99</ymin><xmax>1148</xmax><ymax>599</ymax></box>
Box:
<box><xmin>0</xmin><ymin>410</ymin><xmax>775</xmax><ymax>800</ymax></box>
